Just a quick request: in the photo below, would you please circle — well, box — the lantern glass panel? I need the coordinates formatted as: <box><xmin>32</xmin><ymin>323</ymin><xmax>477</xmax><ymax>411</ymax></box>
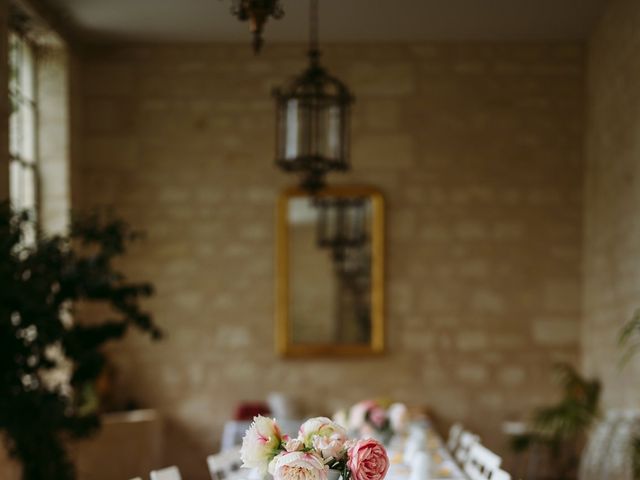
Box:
<box><xmin>284</xmin><ymin>99</ymin><xmax>301</xmax><ymax>159</ymax></box>
<box><xmin>317</xmin><ymin>102</ymin><xmax>342</xmax><ymax>162</ymax></box>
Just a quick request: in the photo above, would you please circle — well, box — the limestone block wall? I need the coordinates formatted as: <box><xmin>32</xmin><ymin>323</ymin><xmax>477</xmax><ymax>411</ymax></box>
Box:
<box><xmin>38</xmin><ymin>43</ymin><xmax>71</xmax><ymax>233</ymax></box>
<box><xmin>73</xmin><ymin>42</ymin><xmax>585</xmax><ymax>479</ymax></box>
<box><xmin>584</xmin><ymin>0</ymin><xmax>640</xmax><ymax>408</ymax></box>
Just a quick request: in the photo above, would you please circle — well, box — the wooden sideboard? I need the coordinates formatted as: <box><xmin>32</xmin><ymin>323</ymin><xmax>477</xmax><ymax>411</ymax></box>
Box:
<box><xmin>0</xmin><ymin>409</ymin><xmax>163</xmax><ymax>480</ymax></box>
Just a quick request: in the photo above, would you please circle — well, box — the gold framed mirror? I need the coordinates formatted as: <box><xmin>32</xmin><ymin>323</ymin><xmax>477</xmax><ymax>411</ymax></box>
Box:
<box><xmin>276</xmin><ymin>186</ymin><xmax>385</xmax><ymax>357</ymax></box>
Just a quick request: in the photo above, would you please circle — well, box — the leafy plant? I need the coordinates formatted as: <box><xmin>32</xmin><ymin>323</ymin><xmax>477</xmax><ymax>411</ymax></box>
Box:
<box><xmin>511</xmin><ymin>363</ymin><xmax>601</xmax><ymax>480</ymax></box>
<box><xmin>619</xmin><ymin>309</ymin><xmax>640</xmax><ymax>366</ymax></box>
<box><xmin>0</xmin><ymin>202</ymin><xmax>161</xmax><ymax>480</ymax></box>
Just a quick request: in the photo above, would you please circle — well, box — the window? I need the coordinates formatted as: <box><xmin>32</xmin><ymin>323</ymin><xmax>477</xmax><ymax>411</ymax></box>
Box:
<box><xmin>9</xmin><ymin>30</ymin><xmax>38</xmax><ymax>218</ymax></box>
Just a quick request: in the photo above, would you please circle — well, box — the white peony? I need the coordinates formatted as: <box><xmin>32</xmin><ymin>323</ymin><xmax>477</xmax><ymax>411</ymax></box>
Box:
<box><xmin>299</xmin><ymin>417</ymin><xmax>346</xmax><ymax>446</ymax></box>
<box><xmin>269</xmin><ymin>451</ymin><xmax>328</xmax><ymax>480</ymax></box>
<box><xmin>240</xmin><ymin>416</ymin><xmax>284</xmax><ymax>473</ymax></box>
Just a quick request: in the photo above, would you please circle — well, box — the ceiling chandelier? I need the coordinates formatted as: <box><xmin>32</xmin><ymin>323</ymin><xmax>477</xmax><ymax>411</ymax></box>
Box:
<box><xmin>273</xmin><ymin>0</ymin><xmax>355</xmax><ymax>192</ymax></box>
<box><xmin>230</xmin><ymin>0</ymin><xmax>284</xmax><ymax>54</ymax></box>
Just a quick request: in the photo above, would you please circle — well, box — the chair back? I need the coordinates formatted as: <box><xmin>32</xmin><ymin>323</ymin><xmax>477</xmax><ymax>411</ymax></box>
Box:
<box><xmin>464</xmin><ymin>442</ymin><xmax>502</xmax><ymax>480</ymax></box>
<box><xmin>455</xmin><ymin>430</ymin><xmax>479</xmax><ymax>464</ymax></box>
<box><xmin>447</xmin><ymin>422</ymin><xmax>463</xmax><ymax>452</ymax></box>
<box><xmin>578</xmin><ymin>410</ymin><xmax>640</xmax><ymax>480</ymax></box>
<box><xmin>207</xmin><ymin>447</ymin><xmax>244</xmax><ymax>480</ymax></box>
<box><xmin>150</xmin><ymin>466</ymin><xmax>182</xmax><ymax>480</ymax></box>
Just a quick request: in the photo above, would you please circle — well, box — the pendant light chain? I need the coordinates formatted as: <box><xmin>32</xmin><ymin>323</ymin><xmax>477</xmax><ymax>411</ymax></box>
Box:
<box><xmin>309</xmin><ymin>0</ymin><xmax>320</xmax><ymax>62</ymax></box>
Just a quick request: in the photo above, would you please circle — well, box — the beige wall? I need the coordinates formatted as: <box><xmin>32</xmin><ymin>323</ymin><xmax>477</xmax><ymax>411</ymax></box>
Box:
<box><xmin>38</xmin><ymin>43</ymin><xmax>72</xmax><ymax>233</ymax></box>
<box><xmin>76</xmin><ymin>42</ymin><xmax>584</xmax><ymax>479</ymax></box>
<box><xmin>583</xmin><ymin>0</ymin><xmax>640</xmax><ymax>408</ymax></box>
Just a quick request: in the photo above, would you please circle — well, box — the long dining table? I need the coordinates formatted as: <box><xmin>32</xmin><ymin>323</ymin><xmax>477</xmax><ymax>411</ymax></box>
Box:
<box><xmin>385</xmin><ymin>421</ymin><xmax>468</xmax><ymax>480</ymax></box>
<box><xmin>222</xmin><ymin>419</ymin><xmax>468</xmax><ymax>480</ymax></box>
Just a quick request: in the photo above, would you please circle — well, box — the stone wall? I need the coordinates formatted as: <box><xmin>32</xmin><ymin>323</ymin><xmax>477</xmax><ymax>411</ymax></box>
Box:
<box><xmin>76</xmin><ymin>42</ymin><xmax>585</xmax><ymax>479</ymax></box>
<box><xmin>38</xmin><ymin>43</ymin><xmax>71</xmax><ymax>233</ymax></box>
<box><xmin>583</xmin><ymin>0</ymin><xmax>640</xmax><ymax>408</ymax></box>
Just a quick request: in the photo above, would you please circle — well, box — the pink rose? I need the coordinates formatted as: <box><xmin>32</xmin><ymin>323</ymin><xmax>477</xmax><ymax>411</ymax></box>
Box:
<box><xmin>347</xmin><ymin>439</ymin><xmax>390</xmax><ymax>480</ymax></box>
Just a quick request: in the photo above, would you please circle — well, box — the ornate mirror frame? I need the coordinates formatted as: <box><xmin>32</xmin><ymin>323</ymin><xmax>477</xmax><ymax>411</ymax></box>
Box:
<box><xmin>276</xmin><ymin>185</ymin><xmax>385</xmax><ymax>357</ymax></box>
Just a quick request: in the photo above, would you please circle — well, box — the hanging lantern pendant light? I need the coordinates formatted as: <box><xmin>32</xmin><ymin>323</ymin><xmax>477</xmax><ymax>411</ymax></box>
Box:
<box><xmin>273</xmin><ymin>0</ymin><xmax>355</xmax><ymax>192</ymax></box>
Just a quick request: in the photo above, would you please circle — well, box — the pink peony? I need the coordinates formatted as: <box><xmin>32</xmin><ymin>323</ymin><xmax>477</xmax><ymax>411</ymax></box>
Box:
<box><xmin>347</xmin><ymin>439</ymin><xmax>390</xmax><ymax>480</ymax></box>
<box><xmin>269</xmin><ymin>451</ymin><xmax>329</xmax><ymax>480</ymax></box>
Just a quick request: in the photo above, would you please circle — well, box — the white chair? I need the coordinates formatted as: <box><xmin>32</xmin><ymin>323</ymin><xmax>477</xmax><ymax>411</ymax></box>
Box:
<box><xmin>600</xmin><ymin>410</ymin><xmax>640</xmax><ymax>480</ymax></box>
<box><xmin>455</xmin><ymin>430</ymin><xmax>479</xmax><ymax>465</ymax></box>
<box><xmin>464</xmin><ymin>442</ymin><xmax>502</xmax><ymax>480</ymax></box>
<box><xmin>447</xmin><ymin>422</ymin><xmax>463</xmax><ymax>452</ymax></box>
<box><xmin>579</xmin><ymin>410</ymin><xmax>622</xmax><ymax>480</ymax></box>
<box><xmin>207</xmin><ymin>447</ymin><xmax>244</xmax><ymax>480</ymax></box>
<box><xmin>150</xmin><ymin>466</ymin><xmax>182</xmax><ymax>480</ymax></box>
<box><xmin>492</xmin><ymin>469</ymin><xmax>511</xmax><ymax>480</ymax></box>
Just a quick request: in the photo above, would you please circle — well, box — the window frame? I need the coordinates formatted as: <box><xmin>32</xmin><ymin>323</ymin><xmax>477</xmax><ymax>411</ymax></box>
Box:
<box><xmin>8</xmin><ymin>27</ymin><xmax>41</xmax><ymax>225</ymax></box>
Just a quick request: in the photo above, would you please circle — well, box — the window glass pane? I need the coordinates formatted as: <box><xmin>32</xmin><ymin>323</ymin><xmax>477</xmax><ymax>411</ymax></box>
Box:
<box><xmin>22</xmin><ymin>103</ymin><xmax>36</xmax><ymax>164</ymax></box>
<box><xmin>9</xmin><ymin>98</ymin><xmax>20</xmax><ymax>156</ymax></box>
<box><xmin>20</xmin><ymin>39</ymin><xmax>35</xmax><ymax>102</ymax></box>
<box><xmin>22</xmin><ymin>166</ymin><xmax>36</xmax><ymax>212</ymax></box>
<box><xmin>9</xmin><ymin>161</ymin><xmax>22</xmax><ymax>207</ymax></box>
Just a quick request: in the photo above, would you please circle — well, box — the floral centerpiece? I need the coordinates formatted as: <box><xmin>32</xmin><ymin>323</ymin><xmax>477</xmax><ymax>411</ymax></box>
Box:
<box><xmin>335</xmin><ymin>401</ymin><xmax>409</xmax><ymax>444</ymax></box>
<box><xmin>240</xmin><ymin>416</ymin><xmax>390</xmax><ymax>480</ymax></box>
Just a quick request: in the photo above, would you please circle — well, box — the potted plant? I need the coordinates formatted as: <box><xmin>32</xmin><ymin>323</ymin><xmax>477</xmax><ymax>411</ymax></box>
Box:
<box><xmin>510</xmin><ymin>363</ymin><xmax>601</xmax><ymax>480</ymax></box>
<box><xmin>0</xmin><ymin>202</ymin><xmax>161</xmax><ymax>480</ymax></box>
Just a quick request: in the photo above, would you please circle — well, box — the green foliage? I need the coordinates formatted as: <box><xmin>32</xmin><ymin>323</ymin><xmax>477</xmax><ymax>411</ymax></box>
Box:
<box><xmin>0</xmin><ymin>202</ymin><xmax>161</xmax><ymax>480</ymax></box>
<box><xmin>619</xmin><ymin>309</ymin><xmax>640</xmax><ymax>366</ymax></box>
<box><xmin>510</xmin><ymin>363</ymin><xmax>601</xmax><ymax>479</ymax></box>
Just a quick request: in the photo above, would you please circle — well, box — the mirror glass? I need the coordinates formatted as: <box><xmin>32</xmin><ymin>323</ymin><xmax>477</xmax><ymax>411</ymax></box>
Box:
<box><xmin>276</xmin><ymin>187</ymin><xmax>384</xmax><ymax>357</ymax></box>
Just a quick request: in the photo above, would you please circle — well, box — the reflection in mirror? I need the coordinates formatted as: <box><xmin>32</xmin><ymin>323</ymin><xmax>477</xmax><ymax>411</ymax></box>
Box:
<box><xmin>276</xmin><ymin>187</ymin><xmax>384</xmax><ymax>357</ymax></box>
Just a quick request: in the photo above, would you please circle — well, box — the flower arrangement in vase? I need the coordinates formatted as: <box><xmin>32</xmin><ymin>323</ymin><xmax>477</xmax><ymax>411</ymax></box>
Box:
<box><xmin>240</xmin><ymin>416</ymin><xmax>390</xmax><ymax>480</ymax></box>
<box><xmin>335</xmin><ymin>401</ymin><xmax>409</xmax><ymax>445</ymax></box>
